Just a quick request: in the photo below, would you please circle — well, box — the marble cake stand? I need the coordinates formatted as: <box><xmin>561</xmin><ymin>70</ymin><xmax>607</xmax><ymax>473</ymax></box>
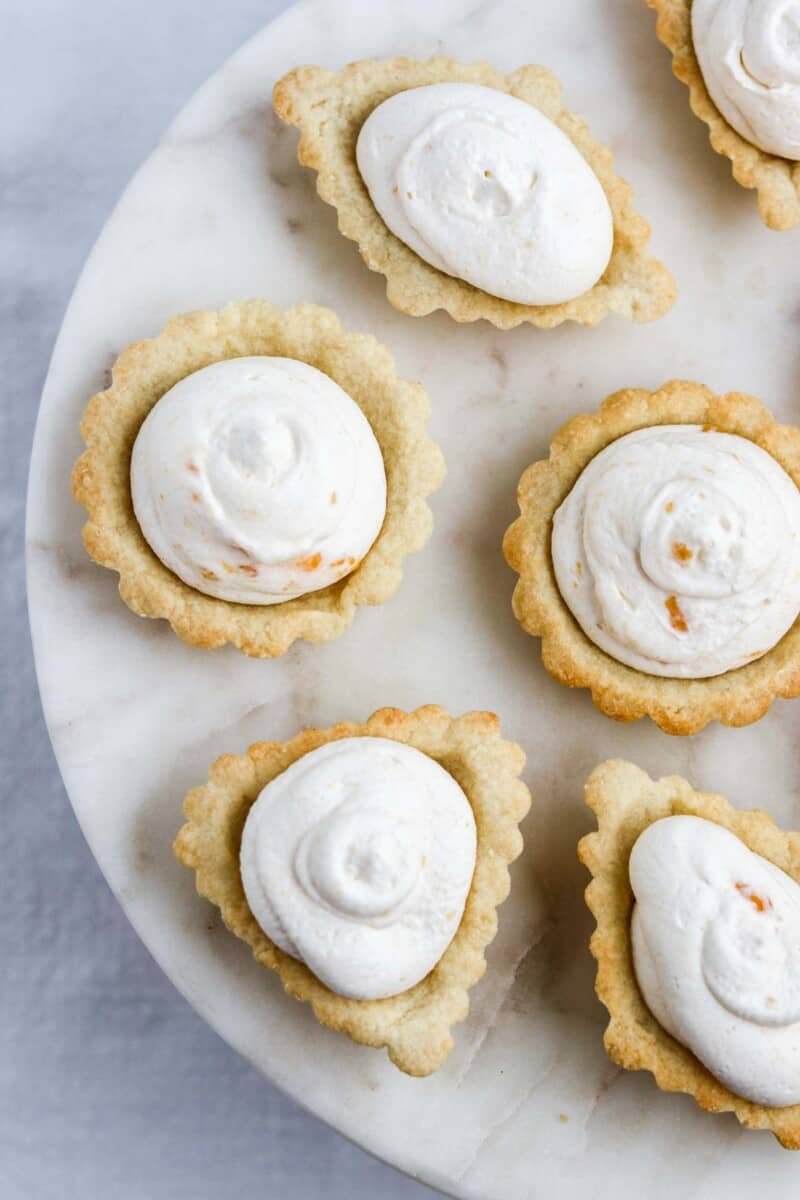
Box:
<box><xmin>26</xmin><ymin>0</ymin><xmax>800</xmax><ymax>1195</ymax></box>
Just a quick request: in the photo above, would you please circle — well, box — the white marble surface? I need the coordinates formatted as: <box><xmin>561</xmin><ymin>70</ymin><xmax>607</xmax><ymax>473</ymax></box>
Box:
<box><xmin>25</xmin><ymin>0</ymin><xmax>800</xmax><ymax>1196</ymax></box>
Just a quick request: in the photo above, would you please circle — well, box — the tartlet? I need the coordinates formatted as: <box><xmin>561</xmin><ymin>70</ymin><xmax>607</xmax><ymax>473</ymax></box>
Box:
<box><xmin>274</xmin><ymin>56</ymin><xmax>675</xmax><ymax>329</ymax></box>
<box><xmin>647</xmin><ymin>0</ymin><xmax>800</xmax><ymax>230</ymax></box>
<box><xmin>579</xmin><ymin>758</ymin><xmax>800</xmax><ymax>1148</ymax></box>
<box><xmin>174</xmin><ymin>705</ymin><xmax>531</xmax><ymax>1076</ymax></box>
<box><xmin>503</xmin><ymin>380</ymin><xmax>800</xmax><ymax>735</ymax></box>
<box><xmin>71</xmin><ymin>300</ymin><xmax>445</xmax><ymax>657</ymax></box>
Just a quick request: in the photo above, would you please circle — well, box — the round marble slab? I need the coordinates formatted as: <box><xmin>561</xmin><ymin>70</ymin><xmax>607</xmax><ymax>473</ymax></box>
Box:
<box><xmin>27</xmin><ymin>0</ymin><xmax>800</xmax><ymax>1195</ymax></box>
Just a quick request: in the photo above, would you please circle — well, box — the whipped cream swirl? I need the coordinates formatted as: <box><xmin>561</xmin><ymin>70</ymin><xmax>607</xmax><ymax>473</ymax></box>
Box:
<box><xmin>240</xmin><ymin>737</ymin><xmax>477</xmax><ymax>1000</ymax></box>
<box><xmin>551</xmin><ymin>425</ymin><xmax>800</xmax><ymax>677</ymax></box>
<box><xmin>631</xmin><ymin>815</ymin><xmax>800</xmax><ymax>1107</ymax></box>
<box><xmin>356</xmin><ymin>83</ymin><xmax>614</xmax><ymax>305</ymax></box>
<box><xmin>693</xmin><ymin>0</ymin><xmax>800</xmax><ymax>159</ymax></box>
<box><xmin>131</xmin><ymin>357</ymin><xmax>386</xmax><ymax>604</ymax></box>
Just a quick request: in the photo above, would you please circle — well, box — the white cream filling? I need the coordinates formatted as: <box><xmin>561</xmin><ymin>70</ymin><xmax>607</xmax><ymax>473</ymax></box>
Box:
<box><xmin>551</xmin><ymin>425</ymin><xmax>800</xmax><ymax>678</ymax></box>
<box><xmin>355</xmin><ymin>83</ymin><xmax>614</xmax><ymax>306</ymax></box>
<box><xmin>630</xmin><ymin>815</ymin><xmax>800</xmax><ymax>1107</ymax></box>
<box><xmin>239</xmin><ymin>737</ymin><xmax>477</xmax><ymax>1001</ymax></box>
<box><xmin>130</xmin><ymin>357</ymin><xmax>386</xmax><ymax>604</ymax></box>
<box><xmin>693</xmin><ymin>0</ymin><xmax>800</xmax><ymax>159</ymax></box>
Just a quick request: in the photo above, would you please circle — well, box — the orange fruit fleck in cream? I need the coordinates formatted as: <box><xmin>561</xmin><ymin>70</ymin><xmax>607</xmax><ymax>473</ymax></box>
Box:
<box><xmin>672</xmin><ymin>542</ymin><xmax>693</xmax><ymax>563</ymax></box>
<box><xmin>200</xmin><ymin>567</ymin><xmax>218</xmax><ymax>581</ymax></box>
<box><xmin>735</xmin><ymin>882</ymin><xmax>772</xmax><ymax>913</ymax></box>
<box><xmin>665</xmin><ymin>595</ymin><xmax>688</xmax><ymax>632</ymax></box>
<box><xmin>238</xmin><ymin>563</ymin><xmax>258</xmax><ymax>577</ymax></box>
<box><xmin>297</xmin><ymin>553</ymin><xmax>322</xmax><ymax>572</ymax></box>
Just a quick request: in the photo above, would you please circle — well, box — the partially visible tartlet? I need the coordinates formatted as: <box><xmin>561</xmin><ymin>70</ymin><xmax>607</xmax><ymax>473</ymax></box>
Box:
<box><xmin>71</xmin><ymin>300</ymin><xmax>445</xmax><ymax>657</ymax></box>
<box><xmin>274</xmin><ymin>56</ymin><xmax>675</xmax><ymax>329</ymax></box>
<box><xmin>503</xmin><ymin>380</ymin><xmax>800</xmax><ymax>735</ymax></box>
<box><xmin>647</xmin><ymin>0</ymin><xmax>800</xmax><ymax>230</ymax></box>
<box><xmin>580</xmin><ymin>758</ymin><xmax>800</xmax><ymax>1148</ymax></box>
<box><xmin>174</xmin><ymin>705</ymin><xmax>531</xmax><ymax>1076</ymax></box>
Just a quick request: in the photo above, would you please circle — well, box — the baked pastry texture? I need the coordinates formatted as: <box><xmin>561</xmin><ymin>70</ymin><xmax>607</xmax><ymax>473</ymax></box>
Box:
<box><xmin>72</xmin><ymin>301</ymin><xmax>444</xmax><ymax>657</ymax></box>
<box><xmin>503</xmin><ymin>380</ymin><xmax>800</xmax><ymax>735</ymax></box>
<box><xmin>273</xmin><ymin>57</ymin><xmax>676</xmax><ymax>329</ymax></box>
<box><xmin>647</xmin><ymin>0</ymin><xmax>800</xmax><ymax>230</ymax></box>
<box><xmin>174</xmin><ymin>705</ymin><xmax>531</xmax><ymax>1076</ymax></box>
<box><xmin>579</xmin><ymin>758</ymin><xmax>800</xmax><ymax>1148</ymax></box>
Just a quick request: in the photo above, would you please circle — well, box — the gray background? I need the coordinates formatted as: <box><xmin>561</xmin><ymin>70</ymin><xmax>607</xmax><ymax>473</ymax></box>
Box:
<box><xmin>3</xmin><ymin>2</ymin><xmax>435</xmax><ymax>1195</ymax></box>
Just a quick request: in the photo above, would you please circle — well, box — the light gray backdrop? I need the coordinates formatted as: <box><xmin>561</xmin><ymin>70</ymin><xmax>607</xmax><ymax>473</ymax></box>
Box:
<box><xmin>3</xmin><ymin>2</ymin><xmax>436</xmax><ymax>1195</ymax></box>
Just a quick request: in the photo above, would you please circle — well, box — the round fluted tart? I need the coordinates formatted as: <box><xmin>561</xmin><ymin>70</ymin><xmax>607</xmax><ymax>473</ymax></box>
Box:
<box><xmin>130</xmin><ymin>356</ymin><xmax>387</xmax><ymax>606</ymax></box>
<box><xmin>552</xmin><ymin>424</ymin><xmax>800</xmax><ymax>679</ymax></box>
<box><xmin>503</xmin><ymin>381</ymin><xmax>800</xmax><ymax>734</ymax></box>
<box><xmin>72</xmin><ymin>301</ymin><xmax>445</xmax><ymax>657</ymax></box>
<box><xmin>580</xmin><ymin>758</ymin><xmax>800</xmax><ymax>1148</ymax></box>
<box><xmin>174</xmin><ymin>706</ymin><xmax>531</xmax><ymax>1075</ymax></box>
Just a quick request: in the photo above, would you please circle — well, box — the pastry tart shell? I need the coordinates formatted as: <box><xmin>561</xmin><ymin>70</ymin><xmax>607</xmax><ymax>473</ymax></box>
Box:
<box><xmin>173</xmin><ymin>705</ymin><xmax>531</xmax><ymax>1076</ymax></box>
<box><xmin>647</xmin><ymin>0</ymin><xmax>800</xmax><ymax>231</ymax></box>
<box><xmin>273</xmin><ymin>56</ymin><xmax>676</xmax><ymax>329</ymax></box>
<box><xmin>71</xmin><ymin>300</ymin><xmax>445</xmax><ymax>657</ymax></box>
<box><xmin>503</xmin><ymin>380</ymin><xmax>800</xmax><ymax>735</ymax></box>
<box><xmin>579</xmin><ymin>757</ymin><xmax>800</xmax><ymax>1148</ymax></box>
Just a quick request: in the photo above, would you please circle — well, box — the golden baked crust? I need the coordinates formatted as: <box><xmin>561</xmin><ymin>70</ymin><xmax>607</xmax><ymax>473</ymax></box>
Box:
<box><xmin>503</xmin><ymin>380</ymin><xmax>800</xmax><ymax>735</ymax></box>
<box><xmin>173</xmin><ymin>705</ymin><xmax>530</xmax><ymax>1076</ymax></box>
<box><xmin>273</xmin><ymin>57</ymin><xmax>675</xmax><ymax>329</ymax></box>
<box><xmin>579</xmin><ymin>758</ymin><xmax>800</xmax><ymax>1148</ymax></box>
<box><xmin>647</xmin><ymin>0</ymin><xmax>800</xmax><ymax>231</ymax></box>
<box><xmin>71</xmin><ymin>301</ymin><xmax>445</xmax><ymax>657</ymax></box>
